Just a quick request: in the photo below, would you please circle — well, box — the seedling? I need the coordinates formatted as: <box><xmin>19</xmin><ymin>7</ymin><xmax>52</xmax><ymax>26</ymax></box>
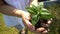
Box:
<box><xmin>26</xmin><ymin>2</ymin><xmax>53</xmax><ymax>29</ymax></box>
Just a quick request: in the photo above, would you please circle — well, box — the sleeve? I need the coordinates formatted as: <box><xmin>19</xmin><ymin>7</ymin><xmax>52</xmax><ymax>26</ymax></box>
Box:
<box><xmin>2</xmin><ymin>0</ymin><xmax>8</xmax><ymax>4</ymax></box>
<box><xmin>0</xmin><ymin>0</ymin><xmax>5</xmax><ymax>6</ymax></box>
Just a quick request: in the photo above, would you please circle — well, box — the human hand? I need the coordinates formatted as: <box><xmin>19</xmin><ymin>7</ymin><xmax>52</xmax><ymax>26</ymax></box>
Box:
<box><xmin>21</xmin><ymin>11</ymin><xmax>52</xmax><ymax>34</ymax></box>
<box><xmin>35</xmin><ymin>18</ymin><xmax>52</xmax><ymax>34</ymax></box>
<box><xmin>21</xmin><ymin>11</ymin><xmax>35</xmax><ymax>31</ymax></box>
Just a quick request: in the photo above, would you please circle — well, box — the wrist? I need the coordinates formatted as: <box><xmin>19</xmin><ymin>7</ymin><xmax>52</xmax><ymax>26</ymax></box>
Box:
<box><xmin>14</xmin><ymin>10</ymin><xmax>23</xmax><ymax>17</ymax></box>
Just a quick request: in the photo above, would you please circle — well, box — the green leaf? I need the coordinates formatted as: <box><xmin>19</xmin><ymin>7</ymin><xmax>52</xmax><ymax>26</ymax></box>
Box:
<box><xmin>26</xmin><ymin>2</ymin><xmax>54</xmax><ymax>25</ymax></box>
<box><xmin>31</xmin><ymin>15</ymin><xmax>39</xmax><ymax>25</ymax></box>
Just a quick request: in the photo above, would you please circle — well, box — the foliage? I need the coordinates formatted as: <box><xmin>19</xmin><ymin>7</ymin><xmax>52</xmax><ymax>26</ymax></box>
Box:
<box><xmin>26</xmin><ymin>2</ymin><xmax>53</xmax><ymax>25</ymax></box>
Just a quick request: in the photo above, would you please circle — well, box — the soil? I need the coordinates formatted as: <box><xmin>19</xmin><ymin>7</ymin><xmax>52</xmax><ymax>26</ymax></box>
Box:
<box><xmin>35</xmin><ymin>19</ymin><xmax>48</xmax><ymax>30</ymax></box>
<box><xmin>29</xmin><ymin>19</ymin><xmax>48</xmax><ymax>30</ymax></box>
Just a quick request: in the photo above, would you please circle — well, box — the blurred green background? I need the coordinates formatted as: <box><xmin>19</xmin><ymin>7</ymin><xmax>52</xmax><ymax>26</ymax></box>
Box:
<box><xmin>0</xmin><ymin>4</ymin><xmax>60</xmax><ymax>34</ymax></box>
<box><xmin>46</xmin><ymin>4</ymin><xmax>60</xmax><ymax>34</ymax></box>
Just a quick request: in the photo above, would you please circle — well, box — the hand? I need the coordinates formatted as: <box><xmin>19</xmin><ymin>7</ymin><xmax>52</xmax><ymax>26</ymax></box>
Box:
<box><xmin>35</xmin><ymin>18</ymin><xmax>52</xmax><ymax>34</ymax></box>
<box><xmin>21</xmin><ymin>11</ymin><xmax>52</xmax><ymax>34</ymax></box>
<box><xmin>21</xmin><ymin>11</ymin><xmax>35</xmax><ymax>31</ymax></box>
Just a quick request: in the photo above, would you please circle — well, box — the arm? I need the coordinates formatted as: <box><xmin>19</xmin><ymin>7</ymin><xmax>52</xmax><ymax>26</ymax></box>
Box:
<box><xmin>0</xmin><ymin>0</ymin><xmax>38</xmax><ymax>17</ymax></box>
<box><xmin>0</xmin><ymin>5</ymin><xmax>23</xmax><ymax>17</ymax></box>
<box><xmin>0</xmin><ymin>0</ymin><xmax>23</xmax><ymax>17</ymax></box>
<box><xmin>0</xmin><ymin>0</ymin><xmax>34</xmax><ymax>32</ymax></box>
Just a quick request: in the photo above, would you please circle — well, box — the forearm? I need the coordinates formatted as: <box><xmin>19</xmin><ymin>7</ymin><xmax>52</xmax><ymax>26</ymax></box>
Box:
<box><xmin>0</xmin><ymin>5</ymin><xmax>23</xmax><ymax>17</ymax></box>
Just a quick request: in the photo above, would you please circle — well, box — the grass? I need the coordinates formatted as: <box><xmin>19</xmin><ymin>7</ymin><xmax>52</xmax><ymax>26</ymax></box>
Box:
<box><xmin>0</xmin><ymin>13</ymin><xmax>19</xmax><ymax>34</ymax></box>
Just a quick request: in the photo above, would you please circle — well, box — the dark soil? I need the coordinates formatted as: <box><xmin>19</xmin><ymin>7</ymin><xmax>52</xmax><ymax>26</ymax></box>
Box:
<box><xmin>29</xmin><ymin>19</ymin><xmax>48</xmax><ymax>30</ymax></box>
<box><xmin>35</xmin><ymin>19</ymin><xmax>48</xmax><ymax>30</ymax></box>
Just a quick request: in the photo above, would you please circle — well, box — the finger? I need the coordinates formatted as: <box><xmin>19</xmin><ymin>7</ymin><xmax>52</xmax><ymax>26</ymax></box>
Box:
<box><xmin>42</xmin><ymin>30</ymin><xmax>48</xmax><ymax>34</ymax></box>
<box><xmin>41</xmin><ymin>28</ymin><xmax>50</xmax><ymax>34</ymax></box>
<box><xmin>48</xmin><ymin>29</ymin><xmax>50</xmax><ymax>32</ymax></box>
<box><xmin>47</xmin><ymin>20</ymin><xmax>52</xmax><ymax>24</ymax></box>
<box><xmin>36</xmin><ymin>27</ymin><xmax>45</xmax><ymax>33</ymax></box>
<box><xmin>23</xmin><ymin>18</ymin><xmax>35</xmax><ymax>31</ymax></box>
<box><xmin>47</xmin><ymin>18</ymin><xmax>52</xmax><ymax>24</ymax></box>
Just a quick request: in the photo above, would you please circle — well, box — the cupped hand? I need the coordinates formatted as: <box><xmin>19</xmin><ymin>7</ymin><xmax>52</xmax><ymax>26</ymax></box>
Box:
<box><xmin>35</xmin><ymin>19</ymin><xmax>52</xmax><ymax>34</ymax></box>
<box><xmin>21</xmin><ymin>11</ymin><xmax>52</xmax><ymax>34</ymax></box>
<box><xmin>21</xmin><ymin>11</ymin><xmax>35</xmax><ymax>31</ymax></box>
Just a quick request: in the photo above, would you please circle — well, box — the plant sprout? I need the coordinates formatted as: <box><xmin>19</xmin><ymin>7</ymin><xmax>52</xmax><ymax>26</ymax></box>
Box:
<box><xmin>26</xmin><ymin>2</ymin><xmax>53</xmax><ymax>25</ymax></box>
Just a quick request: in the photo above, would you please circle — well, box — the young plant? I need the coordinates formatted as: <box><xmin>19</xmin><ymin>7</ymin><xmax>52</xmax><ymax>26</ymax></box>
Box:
<box><xmin>26</xmin><ymin>2</ymin><xmax>53</xmax><ymax>29</ymax></box>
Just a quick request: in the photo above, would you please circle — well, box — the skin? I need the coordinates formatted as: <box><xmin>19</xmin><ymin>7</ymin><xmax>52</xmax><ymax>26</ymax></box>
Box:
<box><xmin>0</xmin><ymin>0</ymin><xmax>52</xmax><ymax>34</ymax></box>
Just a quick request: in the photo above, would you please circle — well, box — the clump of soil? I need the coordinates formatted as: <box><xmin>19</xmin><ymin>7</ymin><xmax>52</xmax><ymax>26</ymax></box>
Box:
<box><xmin>35</xmin><ymin>19</ymin><xmax>48</xmax><ymax>30</ymax></box>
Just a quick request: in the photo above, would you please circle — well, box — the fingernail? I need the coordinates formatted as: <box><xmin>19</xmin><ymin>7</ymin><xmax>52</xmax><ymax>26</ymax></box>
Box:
<box><xmin>47</xmin><ymin>20</ymin><xmax>51</xmax><ymax>24</ymax></box>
